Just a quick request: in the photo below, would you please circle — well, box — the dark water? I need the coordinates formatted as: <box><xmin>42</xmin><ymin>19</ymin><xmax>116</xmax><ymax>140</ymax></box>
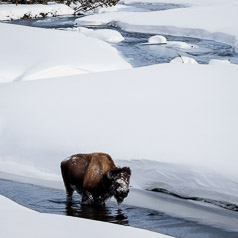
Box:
<box><xmin>88</xmin><ymin>25</ymin><xmax>238</xmax><ymax>67</ymax></box>
<box><xmin>6</xmin><ymin>15</ymin><xmax>80</xmax><ymax>29</ymax></box>
<box><xmin>1</xmin><ymin>179</ymin><xmax>238</xmax><ymax>238</ymax></box>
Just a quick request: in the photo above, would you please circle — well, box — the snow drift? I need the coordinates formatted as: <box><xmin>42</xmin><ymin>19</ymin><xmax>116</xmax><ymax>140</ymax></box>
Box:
<box><xmin>0</xmin><ymin>22</ymin><xmax>131</xmax><ymax>83</ymax></box>
<box><xmin>1</xmin><ymin>63</ymin><xmax>238</xmax><ymax>207</ymax></box>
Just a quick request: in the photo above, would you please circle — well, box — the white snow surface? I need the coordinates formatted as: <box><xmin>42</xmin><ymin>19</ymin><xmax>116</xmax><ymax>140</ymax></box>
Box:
<box><xmin>148</xmin><ymin>35</ymin><xmax>167</xmax><ymax>44</ymax></box>
<box><xmin>0</xmin><ymin>195</ymin><xmax>171</xmax><ymax>238</ymax></box>
<box><xmin>1</xmin><ymin>63</ymin><xmax>238</xmax><ymax>208</ymax></box>
<box><xmin>167</xmin><ymin>41</ymin><xmax>198</xmax><ymax>49</ymax></box>
<box><xmin>1</xmin><ymin>0</ymin><xmax>238</xmax><ymax>234</ymax></box>
<box><xmin>209</xmin><ymin>59</ymin><xmax>231</xmax><ymax>65</ymax></box>
<box><xmin>0</xmin><ymin>4</ymin><xmax>74</xmax><ymax>21</ymax></box>
<box><xmin>65</xmin><ymin>26</ymin><xmax>125</xmax><ymax>43</ymax></box>
<box><xmin>170</xmin><ymin>56</ymin><xmax>198</xmax><ymax>64</ymax></box>
<box><xmin>145</xmin><ymin>35</ymin><xmax>198</xmax><ymax>51</ymax></box>
<box><xmin>75</xmin><ymin>0</ymin><xmax>238</xmax><ymax>52</ymax></box>
<box><xmin>0</xmin><ymin>23</ymin><xmax>131</xmax><ymax>83</ymax></box>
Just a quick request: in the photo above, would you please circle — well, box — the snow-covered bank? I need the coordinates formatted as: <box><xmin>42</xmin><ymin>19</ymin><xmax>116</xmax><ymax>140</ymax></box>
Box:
<box><xmin>125</xmin><ymin>188</ymin><xmax>238</xmax><ymax>232</ymax></box>
<box><xmin>0</xmin><ymin>195</ymin><xmax>171</xmax><ymax>238</ymax></box>
<box><xmin>1</xmin><ymin>63</ymin><xmax>238</xmax><ymax>206</ymax></box>
<box><xmin>65</xmin><ymin>27</ymin><xmax>125</xmax><ymax>43</ymax></box>
<box><xmin>0</xmin><ymin>23</ymin><xmax>131</xmax><ymax>83</ymax></box>
<box><xmin>75</xmin><ymin>0</ymin><xmax>238</xmax><ymax>52</ymax></box>
<box><xmin>0</xmin><ymin>4</ymin><xmax>74</xmax><ymax>21</ymax></box>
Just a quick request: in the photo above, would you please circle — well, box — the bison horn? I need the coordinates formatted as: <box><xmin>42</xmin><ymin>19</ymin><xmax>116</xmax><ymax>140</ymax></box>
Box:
<box><xmin>106</xmin><ymin>170</ymin><xmax>112</xmax><ymax>180</ymax></box>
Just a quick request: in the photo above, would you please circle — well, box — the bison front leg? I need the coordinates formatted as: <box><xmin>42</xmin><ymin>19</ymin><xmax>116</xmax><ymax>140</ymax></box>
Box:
<box><xmin>81</xmin><ymin>192</ymin><xmax>106</xmax><ymax>205</ymax></box>
<box><xmin>94</xmin><ymin>195</ymin><xmax>106</xmax><ymax>205</ymax></box>
<box><xmin>81</xmin><ymin>191</ymin><xmax>94</xmax><ymax>205</ymax></box>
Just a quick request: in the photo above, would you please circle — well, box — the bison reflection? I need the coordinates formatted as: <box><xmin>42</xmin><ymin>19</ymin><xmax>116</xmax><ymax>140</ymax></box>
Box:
<box><xmin>65</xmin><ymin>202</ymin><xmax>129</xmax><ymax>226</ymax></box>
<box><xmin>61</xmin><ymin>153</ymin><xmax>131</xmax><ymax>205</ymax></box>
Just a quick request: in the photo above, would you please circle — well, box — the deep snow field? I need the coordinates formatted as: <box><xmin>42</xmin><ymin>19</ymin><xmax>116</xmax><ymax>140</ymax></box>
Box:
<box><xmin>1</xmin><ymin>0</ymin><xmax>238</xmax><ymax>237</ymax></box>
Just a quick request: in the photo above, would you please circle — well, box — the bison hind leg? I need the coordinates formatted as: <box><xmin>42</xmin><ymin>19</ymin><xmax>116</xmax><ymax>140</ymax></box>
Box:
<box><xmin>61</xmin><ymin>163</ymin><xmax>74</xmax><ymax>200</ymax></box>
<box><xmin>65</xmin><ymin>186</ymin><xmax>74</xmax><ymax>201</ymax></box>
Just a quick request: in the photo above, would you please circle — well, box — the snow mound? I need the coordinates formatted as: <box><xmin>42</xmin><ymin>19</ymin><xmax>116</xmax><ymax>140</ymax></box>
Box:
<box><xmin>74</xmin><ymin>27</ymin><xmax>125</xmax><ymax>43</ymax></box>
<box><xmin>167</xmin><ymin>41</ymin><xmax>198</xmax><ymax>49</ymax></box>
<box><xmin>148</xmin><ymin>35</ymin><xmax>167</xmax><ymax>44</ymax></box>
<box><xmin>170</xmin><ymin>56</ymin><xmax>198</xmax><ymax>64</ymax></box>
<box><xmin>0</xmin><ymin>23</ymin><xmax>131</xmax><ymax>82</ymax></box>
<box><xmin>90</xmin><ymin>29</ymin><xmax>125</xmax><ymax>43</ymax></box>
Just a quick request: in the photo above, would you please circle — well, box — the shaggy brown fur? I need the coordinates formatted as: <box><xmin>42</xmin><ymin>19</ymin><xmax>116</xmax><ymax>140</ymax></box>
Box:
<box><xmin>61</xmin><ymin>153</ymin><xmax>131</xmax><ymax>205</ymax></box>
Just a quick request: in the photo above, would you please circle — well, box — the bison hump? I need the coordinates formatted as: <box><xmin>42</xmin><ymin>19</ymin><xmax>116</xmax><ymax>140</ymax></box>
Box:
<box><xmin>83</xmin><ymin>154</ymin><xmax>115</xmax><ymax>191</ymax></box>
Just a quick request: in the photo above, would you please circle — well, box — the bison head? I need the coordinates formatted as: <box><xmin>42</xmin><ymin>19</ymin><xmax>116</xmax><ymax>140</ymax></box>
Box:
<box><xmin>106</xmin><ymin>167</ymin><xmax>131</xmax><ymax>205</ymax></box>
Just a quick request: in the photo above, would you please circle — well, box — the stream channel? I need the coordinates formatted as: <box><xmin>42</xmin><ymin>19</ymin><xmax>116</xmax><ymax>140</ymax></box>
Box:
<box><xmin>1</xmin><ymin>178</ymin><xmax>238</xmax><ymax>238</ymax></box>
<box><xmin>5</xmin><ymin>2</ymin><xmax>238</xmax><ymax>67</ymax></box>
<box><xmin>2</xmin><ymin>3</ymin><xmax>238</xmax><ymax>237</ymax></box>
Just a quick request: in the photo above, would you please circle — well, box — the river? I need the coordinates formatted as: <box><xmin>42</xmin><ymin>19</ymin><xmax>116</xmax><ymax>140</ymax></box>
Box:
<box><xmin>1</xmin><ymin>179</ymin><xmax>238</xmax><ymax>238</ymax></box>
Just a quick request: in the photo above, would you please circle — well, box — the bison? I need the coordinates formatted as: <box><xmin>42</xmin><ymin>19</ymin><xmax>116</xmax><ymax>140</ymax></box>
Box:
<box><xmin>61</xmin><ymin>153</ymin><xmax>131</xmax><ymax>205</ymax></box>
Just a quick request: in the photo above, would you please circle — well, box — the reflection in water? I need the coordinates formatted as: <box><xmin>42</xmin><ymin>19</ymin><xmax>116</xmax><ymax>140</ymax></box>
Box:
<box><xmin>65</xmin><ymin>201</ymin><xmax>129</xmax><ymax>225</ymax></box>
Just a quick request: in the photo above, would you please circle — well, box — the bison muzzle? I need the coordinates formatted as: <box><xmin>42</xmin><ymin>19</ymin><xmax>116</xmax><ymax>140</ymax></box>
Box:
<box><xmin>61</xmin><ymin>153</ymin><xmax>131</xmax><ymax>205</ymax></box>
